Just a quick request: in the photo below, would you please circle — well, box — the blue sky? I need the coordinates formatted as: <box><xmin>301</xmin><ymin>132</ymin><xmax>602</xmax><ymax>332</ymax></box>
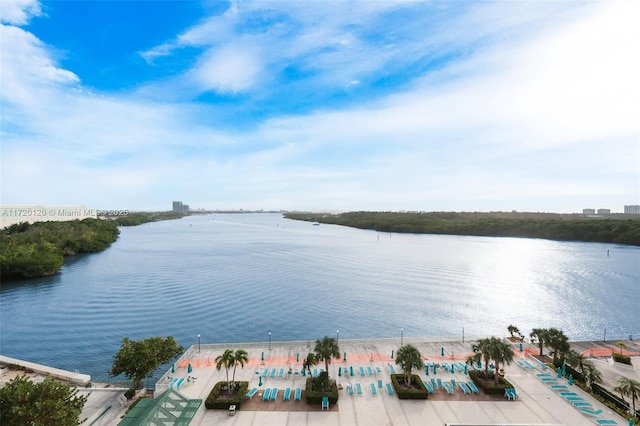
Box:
<box><xmin>1</xmin><ymin>0</ymin><xmax>638</xmax><ymax>213</ymax></box>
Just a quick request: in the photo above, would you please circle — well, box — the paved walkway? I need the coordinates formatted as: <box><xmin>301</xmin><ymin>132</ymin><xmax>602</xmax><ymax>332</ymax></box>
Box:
<box><xmin>155</xmin><ymin>338</ymin><xmax>634</xmax><ymax>426</ymax></box>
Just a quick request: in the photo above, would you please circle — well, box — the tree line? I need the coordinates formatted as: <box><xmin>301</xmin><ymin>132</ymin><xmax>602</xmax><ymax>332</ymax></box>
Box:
<box><xmin>285</xmin><ymin>211</ymin><xmax>640</xmax><ymax>246</ymax></box>
<box><xmin>0</xmin><ymin>219</ymin><xmax>120</xmax><ymax>279</ymax></box>
<box><xmin>0</xmin><ymin>212</ymin><xmax>188</xmax><ymax>280</ymax></box>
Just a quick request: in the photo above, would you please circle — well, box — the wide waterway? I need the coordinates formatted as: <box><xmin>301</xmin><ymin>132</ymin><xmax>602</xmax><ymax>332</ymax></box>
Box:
<box><xmin>1</xmin><ymin>213</ymin><xmax>638</xmax><ymax>383</ymax></box>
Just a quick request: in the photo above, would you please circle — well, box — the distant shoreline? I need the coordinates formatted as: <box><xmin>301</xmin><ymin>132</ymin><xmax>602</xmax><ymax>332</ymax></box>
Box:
<box><xmin>285</xmin><ymin>211</ymin><xmax>640</xmax><ymax>246</ymax></box>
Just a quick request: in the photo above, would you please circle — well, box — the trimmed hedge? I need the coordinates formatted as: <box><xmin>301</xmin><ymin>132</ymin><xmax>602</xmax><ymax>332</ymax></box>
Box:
<box><xmin>468</xmin><ymin>370</ymin><xmax>513</xmax><ymax>395</ymax></box>
<box><xmin>612</xmin><ymin>353</ymin><xmax>632</xmax><ymax>365</ymax></box>
<box><xmin>305</xmin><ymin>378</ymin><xmax>339</xmax><ymax>405</ymax></box>
<box><xmin>205</xmin><ymin>381</ymin><xmax>249</xmax><ymax>410</ymax></box>
<box><xmin>390</xmin><ymin>374</ymin><xmax>428</xmax><ymax>400</ymax></box>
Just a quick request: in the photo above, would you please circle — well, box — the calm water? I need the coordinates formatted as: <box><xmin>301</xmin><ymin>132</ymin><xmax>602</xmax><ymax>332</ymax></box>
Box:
<box><xmin>1</xmin><ymin>213</ymin><xmax>638</xmax><ymax>382</ymax></box>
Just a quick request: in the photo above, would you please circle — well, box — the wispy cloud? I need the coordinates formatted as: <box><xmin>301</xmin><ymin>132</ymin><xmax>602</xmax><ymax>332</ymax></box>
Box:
<box><xmin>1</xmin><ymin>0</ymin><xmax>638</xmax><ymax>212</ymax></box>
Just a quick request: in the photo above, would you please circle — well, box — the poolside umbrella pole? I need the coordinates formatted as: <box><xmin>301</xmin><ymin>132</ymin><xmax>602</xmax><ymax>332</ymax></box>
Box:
<box><xmin>464</xmin><ymin>365</ymin><xmax>468</xmax><ymax>375</ymax></box>
<box><xmin>561</xmin><ymin>363</ymin><xmax>566</xmax><ymax>377</ymax></box>
<box><xmin>350</xmin><ymin>366</ymin><xmax>354</xmax><ymax>376</ymax></box>
<box><xmin>425</xmin><ymin>366</ymin><xmax>429</xmax><ymax>376</ymax></box>
<box><xmin>451</xmin><ymin>365</ymin><xmax>454</xmax><ymax>374</ymax></box>
<box><xmin>187</xmin><ymin>363</ymin><xmax>193</xmax><ymax>374</ymax></box>
<box><xmin>568</xmin><ymin>374</ymin><xmax>573</xmax><ymax>386</ymax></box>
<box><xmin>171</xmin><ymin>363</ymin><xmax>175</xmax><ymax>374</ymax></box>
<box><xmin>338</xmin><ymin>367</ymin><xmax>342</xmax><ymax>377</ymax></box>
<box><xmin>296</xmin><ymin>353</ymin><xmax>299</xmax><ymax>363</ymax></box>
<box><xmin>441</xmin><ymin>347</ymin><xmax>445</xmax><ymax>357</ymax></box>
<box><xmin>557</xmin><ymin>367</ymin><xmax>561</xmax><ymax>378</ymax></box>
<box><xmin>391</xmin><ymin>350</ymin><xmax>394</xmax><ymax>359</ymax></box>
<box><xmin>343</xmin><ymin>351</ymin><xmax>346</xmax><ymax>362</ymax></box>
<box><xmin>259</xmin><ymin>376</ymin><xmax>262</xmax><ymax>386</ymax></box>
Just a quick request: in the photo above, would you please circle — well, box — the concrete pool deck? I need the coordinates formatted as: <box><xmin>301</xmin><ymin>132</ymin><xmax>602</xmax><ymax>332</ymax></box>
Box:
<box><xmin>155</xmin><ymin>337</ymin><xmax>638</xmax><ymax>426</ymax></box>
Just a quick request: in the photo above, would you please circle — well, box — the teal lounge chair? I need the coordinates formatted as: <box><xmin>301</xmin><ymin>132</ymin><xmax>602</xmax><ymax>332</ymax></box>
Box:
<box><xmin>389</xmin><ymin>365</ymin><xmax>396</xmax><ymax>373</ymax></box>
<box><xmin>596</xmin><ymin>420</ymin><xmax>617</xmax><ymax>425</ymax></box>
<box><xmin>370</xmin><ymin>383</ymin><xmax>377</xmax><ymax>394</ymax></box>
<box><xmin>278</xmin><ymin>368</ymin><xmax>284</xmax><ymax>378</ymax></box>
<box><xmin>313</xmin><ymin>369</ymin><xmax>318</xmax><ymax>377</ymax></box>
<box><xmin>359</xmin><ymin>367</ymin><xmax>365</xmax><ymax>376</ymax></box>
<box><xmin>436</xmin><ymin>378</ymin><xmax>443</xmax><ymax>389</ymax></box>
<box><xmin>579</xmin><ymin>407</ymin><xmax>602</xmax><ymax>416</ymax></box>
<box><xmin>270</xmin><ymin>368</ymin><xmax>277</xmax><ymax>378</ymax></box>
<box><xmin>550</xmin><ymin>384</ymin><xmax>568</xmax><ymax>391</ymax></box>
<box><xmin>270</xmin><ymin>388</ymin><xmax>278</xmax><ymax>400</ymax></box>
<box><xmin>294</xmin><ymin>387</ymin><xmax>301</xmax><ymax>401</ymax></box>
<box><xmin>443</xmin><ymin>382</ymin><xmax>453</xmax><ymax>394</ymax></box>
<box><xmin>321</xmin><ymin>396</ymin><xmax>329</xmax><ymax>410</ymax></box>
<box><xmin>283</xmin><ymin>388</ymin><xmax>291</xmax><ymax>401</ymax></box>
<box><xmin>262</xmin><ymin>368</ymin><xmax>269</xmax><ymax>377</ymax></box>
<box><xmin>356</xmin><ymin>383</ymin><xmax>362</xmax><ymax>394</ymax></box>
<box><xmin>367</xmin><ymin>366</ymin><xmax>374</xmax><ymax>375</ymax></box>
<box><xmin>378</xmin><ymin>379</ymin><xmax>383</xmax><ymax>389</ymax></box>
<box><xmin>348</xmin><ymin>384</ymin><xmax>354</xmax><ymax>395</ymax></box>
<box><xmin>467</xmin><ymin>381</ymin><xmax>479</xmax><ymax>394</ymax></box>
<box><xmin>458</xmin><ymin>382</ymin><xmax>470</xmax><ymax>394</ymax></box>
<box><xmin>245</xmin><ymin>387</ymin><xmax>258</xmax><ymax>399</ymax></box>
<box><xmin>423</xmin><ymin>381</ymin><xmax>434</xmax><ymax>393</ymax></box>
<box><xmin>263</xmin><ymin>388</ymin><xmax>271</xmax><ymax>401</ymax></box>
<box><xmin>386</xmin><ymin>383</ymin><xmax>394</xmax><ymax>395</ymax></box>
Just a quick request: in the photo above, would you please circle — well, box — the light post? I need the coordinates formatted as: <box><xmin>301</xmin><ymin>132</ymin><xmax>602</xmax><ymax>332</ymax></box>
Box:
<box><xmin>401</xmin><ymin>328</ymin><xmax>404</xmax><ymax>346</ymax></box>
<box><xmin>269</xmin><ymin>332</ymin><xmax>272</xmax><ymax>350</ymax></box>
<box><xmin>197</xmin><ymin>334</ymin><xmax>201</xmax><ymax>353</ymax></box>
<box><xmin>337</xmin><ymin>330</ymin><xmax>339</xmax><ymax>345</ymax></box>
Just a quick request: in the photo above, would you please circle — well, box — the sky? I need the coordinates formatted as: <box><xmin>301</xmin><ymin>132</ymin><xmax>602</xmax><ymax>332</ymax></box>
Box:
<box><xmin>1</xmin><ymin>0</ymin><xmax>638</xmax><ymax>213</ymax></box>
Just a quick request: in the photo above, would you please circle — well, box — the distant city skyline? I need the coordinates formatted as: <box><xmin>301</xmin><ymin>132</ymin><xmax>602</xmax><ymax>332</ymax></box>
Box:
<box><xmin>1</xmin><ymin>0</ymin><xmax>638</xmax><ymax>213</ymax></box>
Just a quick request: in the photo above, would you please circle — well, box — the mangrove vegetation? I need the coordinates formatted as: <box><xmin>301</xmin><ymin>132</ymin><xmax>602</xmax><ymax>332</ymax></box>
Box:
<box><xmin>285</xmin><ymin>211</ymin><xmax>640</xmax><ymax>246</ymax></box>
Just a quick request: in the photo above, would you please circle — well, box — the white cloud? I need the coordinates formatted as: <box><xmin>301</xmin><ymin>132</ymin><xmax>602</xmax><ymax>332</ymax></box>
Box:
<box><xmin>190</xmin><ymin>44</ymin><xmax>262</xmax><ymax>93</ymax></box>
<box><xmin>0</xmin><ymin>0</ymin><xmax>41</xmax><ymax>25</ymax></box>
<box><xmin>1</xmin><ymin>1</ymin><xmax>638</xmax><ymax>212</ymax></box>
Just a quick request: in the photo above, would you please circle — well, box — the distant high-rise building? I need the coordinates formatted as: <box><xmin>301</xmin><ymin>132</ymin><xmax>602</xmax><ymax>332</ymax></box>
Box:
<box><xmin>597</xmin><ymin>209</ymin><xmax>610</xmax><ymax>215</ymax></box>
<box><xmin>624</xmin><ymin>205</ymin><xmax>640</xmax><ymax>214</ymax></box>
<box><xmin>582</xmin><ymin>208</ymin><xmax>596</xmax><ymax>215</ymax></box>
<box><xmin>172</xmin><ymin>201</ymin><xmax>189</xmax><ymax>213</ymax></box>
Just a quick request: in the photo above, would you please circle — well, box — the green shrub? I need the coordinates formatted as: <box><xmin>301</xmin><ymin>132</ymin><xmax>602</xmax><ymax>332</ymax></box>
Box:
<box><xmin>468</xmin><ymin>370</ymin><xmax>514</xmax><ymax>395</ymax></box>
<box><xmin>305</xmin><ymin>377</ymin><xmax>338</xmax><ymax>405</ymax></box>
<box><xmin>612</xmin><ymin>353</ymin><xmax>631</xmax><ymax>365</ymax></box>
<box><xmin>204</xmin><ymin>381</ymin><xmax>248</xmax><ymax>410</ymax></box>
<box><xmin>390</xmin><ymin>374</ymin><xmax>428</xmax><ymax>400</ymax></box>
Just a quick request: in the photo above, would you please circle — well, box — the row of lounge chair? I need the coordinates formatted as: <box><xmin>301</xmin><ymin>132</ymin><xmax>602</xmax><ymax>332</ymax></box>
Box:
<box><xmin>245</xmin><ymin>387</ymin><xmax>302</xmax><ymax>401</ymax></box>
<box><xmin>345</xmin><ymin>381</ymin><xmax>394</xmax><ymax>396</ymax></box>
<box><xmin>423</xmin><ymin>378</ymin><xmax>479</xmax><ymax>395</ymax></box>
<box><xmin>543</xmin><ymin>373</ymin><xmax>618</xmax><ymax>424</ymax></box>
<box><xmin>260</xmin><ymin>367</ymin><xmax>323</xmax><ymax>378</ymax></box>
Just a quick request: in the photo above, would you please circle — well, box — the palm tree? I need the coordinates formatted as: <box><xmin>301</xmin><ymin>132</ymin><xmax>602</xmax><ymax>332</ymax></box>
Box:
<box><xmin>472</xmin><ymin>338</ymin><xmax>492</xmax><ymax>377</ymax></box>
<box><xmin>616</xmin><ymin>377</ymin><xmax>640</xmax><ymax>414</ymax></box>
<box><xmin>584</xmin><ymin>363</ymin><xmax>602</xmax><ymax>387</ymax></box>
<box><xmin>616</xmin><ymin>341</ymin><xmax>627</xmax><ymax>355</ymax></box>
<box><xmin>507</xmin><ymin>325</ymin><xmax>521</xmax><ymax>340</ymax></box>
<box><xmin>485</xmin><ymin>336</ymin><xmax>514</xmax><ymax>385</ymax></box>
<box><xmin>314</xmin><ymin>336</ymin><xmax>340</xmax><ymax>376</ymax></box>
<box><xmin>395</xmin><ymin>344</ymin><xmax>424</xmax><ymax>386</ymax></box>
<box><xmin>546</xmin><ymin>328</ymin><xmax>570</xmax><ymax>364</ymax></box>
<box><xmin>530</xmin><ymin>328</ymin><xmax>548</xmax><ymax>356</ymax></box>
<box><xmin>303</xmin><ymin>353</ymin><xmax>318</xmax><ymax>376</ymax></box>
<box><xmin>215</xmin><ymin>349</ymin><xmax>234</xmax><ymax>389</ymax></box>
<box><xmin>465</xmin><ymin>353</ymin><xmax>480</xmax><ymax>370</ymax></box>
<box><xmin>231</xmin><ymin>349</ymin><xmax>249</xmax><ymax>383</ymax></box>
